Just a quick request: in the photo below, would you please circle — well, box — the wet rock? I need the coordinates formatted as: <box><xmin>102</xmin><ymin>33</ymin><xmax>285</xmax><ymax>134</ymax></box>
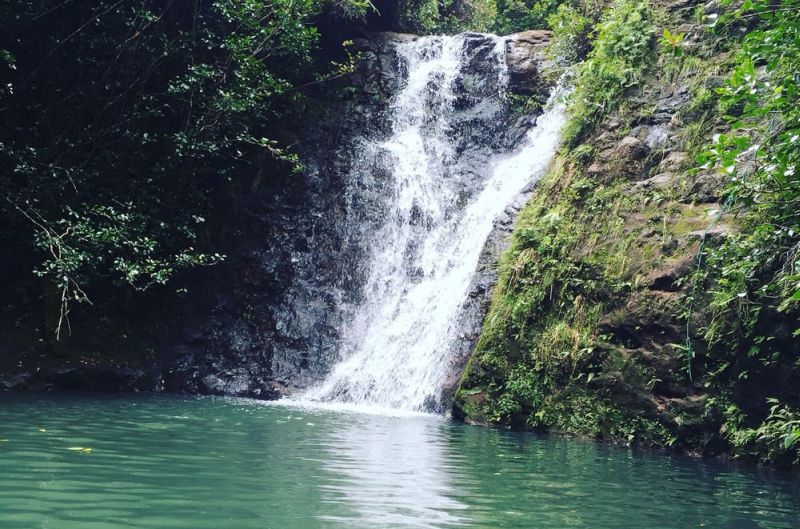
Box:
<box><xmin>201</xmin><ymin>373</ymin><xmax>247</xmax><ymax>396</ymax></box>
<box><xmin>0</xmin><ymin>372</ymin><xmax>30</xmax><ymax>391</ymax></box>
<box><xmin>350</xmin><ymin>32</ymin><xmax>418</xmax><ymax>99</ymax></box>
<box><xmin>651</xmin><ymin>85</ymin><xmax>690</xmax><ymax>123</ymax></box>
<box><xmin>45</xmin><ymin>366</ymin><xmax>158</xmax><ymax>392</ymax></box>
<box><xmin>268</xmin><ymin>30</ymin><xmax>551</xmax><ymax>403</ymax></box>
<box><xmin>661</xmin><ymin>151</ymin><xmax>689</xmax><ymax>172</ymax></box>
<box><xmin>646</xmin><ymin>253</ymin><xmax>697</xmax><ymax>292</ymax></box>
<box><xmin>505</xmin><ymin>30</ymin><xmax>551</xmax><ymax>96</ymax></box>
<box><xmin>645</xmin><ymin>125</ymin><xmax>669</xmax><ymax>149</ymax></box>
<box><xmin>616</xmin><ymin>136</ymin><xmax>650</xmax><ymax>160</ymax></box>
<box><xmin>629</xmin><ymin>124</ymin><xmax>669</xmax><ymax>149</ymax></box>
<box><xmin>198</xmin><ymin>369</ymin><xmax>276</xmax><ymax>398</ymax></box>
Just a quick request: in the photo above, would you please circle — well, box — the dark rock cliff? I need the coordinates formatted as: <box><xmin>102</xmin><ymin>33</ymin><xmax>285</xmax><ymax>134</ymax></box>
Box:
<box><xmin>0</xmin><ymin>31</ymin><xmax>552</xmax><ymax>400</ymax></box>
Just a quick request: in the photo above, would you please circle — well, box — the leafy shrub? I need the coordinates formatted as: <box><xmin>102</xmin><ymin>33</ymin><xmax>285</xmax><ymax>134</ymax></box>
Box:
<box><xmin>494</xmin><ymin>0</ymin><xmax>561</xmax><ymax>34</ymax></box>
<box><xmin>697</xmin><ymin>0</ymin><xmax>800</xmax><ymax>322</ymax></box>
<box><xmin>725</xmin><ymin>400</ymin><xmax>800</xmax><ymax>466</ymax></box>
<box><xmin>563</xmin><ymin>0</ymin><xmax>655</xmax><ymax>146</ymax></box>
<box><xmin>398</xmin><ymin>0</ymin><xmax>497</xmax><ymax>33</ymax></box>
<box><xmin>0</xmin><ymin>0</ymin><xmax>367</xmax><ymax>336</ymax></box>
<box><xmin>688</xmin><ymin>0</ymin><xmax>800</xmax><ymax>464</ymax></box>
<box><xmin>546</xmin><ymin>3</ymin><xmax>592</xmax><ymax>64</ymax></box>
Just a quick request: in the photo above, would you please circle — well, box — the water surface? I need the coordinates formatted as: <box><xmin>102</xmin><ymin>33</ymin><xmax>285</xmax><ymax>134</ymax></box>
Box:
<box><xmin>0</xmin><ymin>393</ymin><xmax>797</xmax><ymax>528</ymax></box>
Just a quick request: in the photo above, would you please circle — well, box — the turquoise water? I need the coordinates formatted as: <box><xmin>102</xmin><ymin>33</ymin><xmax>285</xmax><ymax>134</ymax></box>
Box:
<box><xmin>0</xmin><ymin>393</ymin><xmax>797</xmax><ymax>528</ymax></box>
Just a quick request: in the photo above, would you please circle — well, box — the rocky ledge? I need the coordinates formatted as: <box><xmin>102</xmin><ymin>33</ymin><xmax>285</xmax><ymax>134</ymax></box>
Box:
<box><xmin>0</xmin><ymin>29</ymin><xmax>555</xmax><ymax>402</ymax></box>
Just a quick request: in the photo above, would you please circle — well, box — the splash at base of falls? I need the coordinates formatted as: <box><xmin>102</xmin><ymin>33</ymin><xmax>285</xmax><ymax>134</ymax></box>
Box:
<box><xmin>301</xmin><ymin>33</ymin><xmax>566</xmax><ymax>412</ymax></box>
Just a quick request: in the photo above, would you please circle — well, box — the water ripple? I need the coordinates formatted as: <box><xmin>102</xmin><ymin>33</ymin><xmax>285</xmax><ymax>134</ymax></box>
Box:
<box><xmin>1</xmin><ymin>393</ymin><xmax>798</xmax><ymax>529</ymax></box>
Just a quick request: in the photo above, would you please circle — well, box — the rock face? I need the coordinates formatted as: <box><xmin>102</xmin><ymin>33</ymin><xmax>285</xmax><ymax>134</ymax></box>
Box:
<box><xmin>167</xmin><ymin>31</ymin><xmax>553</xmax><ymax>403</ymax></box>
<box><xmin>439</xmin><ymin>189</ymin><xmax>538</xmax><ymax>406</ymax></box>
<box><xmin>0</xmin><ymin>30</ymin><xmax>554</xmax><ymax>402</ymax></box>
<box><xmin>452</xmin><ymin>2</ymin><xmax>795</xmax><ymax>459</ymax></box>
<box><xmin>505</xmin><ymin>30</ymin><xmax>552</xmax><ymax>96</ymax></box>
<box><xmin>0</xmin><ymin>367</ymin><xmax>160</xmax><ymax>393</ymax></box>
<box><xmin>155</xmin><ymin>32</ymin><xmax>414</xmax><ymax>397</ymax></box>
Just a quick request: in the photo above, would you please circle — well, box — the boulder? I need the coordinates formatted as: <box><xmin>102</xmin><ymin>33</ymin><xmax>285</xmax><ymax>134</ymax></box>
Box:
<box><xmin>646</xmin><ymin>252</ymin><xmax>697</xmax><ymax>292</ymax></box>
<box><xmin>661</xmin><ymin>151</ymin><xmax>689</xmax><ymax>172</ymax></box>
<box><xmin>632</xmin><ymin>172</ymin><xmax>677</xmax><ymax>191</ymax></box>
<box><xmin>616</xmin><ymin>136</ymin><xmax>650</xmax><ymax>160</ymax></box>
<box><xmin>505</xmin><ymin>30</ymin><xmax>552</xmax><ymax>96</ymax></box>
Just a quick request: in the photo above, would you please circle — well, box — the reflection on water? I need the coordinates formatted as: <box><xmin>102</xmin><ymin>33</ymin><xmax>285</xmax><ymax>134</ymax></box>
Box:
<box><xmin>444</xmin><ymin>428</ymin><xmax>800</xmax><ymax>529</ymax></box>
<box><xmin>0</xmin><ymin>393</ymin><xmax>798</xmax><ymax>529</ymax></box>
<box><xmin>319</xmin><ymin>416</ymin><xmax>468</xmax><ymax>528</ymax></box>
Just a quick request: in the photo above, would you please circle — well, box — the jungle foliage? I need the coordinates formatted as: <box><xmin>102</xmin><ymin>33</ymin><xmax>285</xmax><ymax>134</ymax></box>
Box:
<box><xmin>395</xmin><ymin>0</ymin><xmax>577</xmax><ymax>36</ymax></box>
<box><xmin>0</xmin><ymin>0</ymin><xmax>365</xmax><ymax>336</ymax></box>
<box><xmin>559</xmin><ymin>0</ymin><xmax>656</xmax><ymax>146</ymax></box>
<box><xmin>455</xmin><ymin>0</ymin><xmax>800</xmax><ymax>466</ymax></box>
<box><xmin>693</xmin><ymin>0</ymin><xmax>800</xmax><ymax>464</ymax></box>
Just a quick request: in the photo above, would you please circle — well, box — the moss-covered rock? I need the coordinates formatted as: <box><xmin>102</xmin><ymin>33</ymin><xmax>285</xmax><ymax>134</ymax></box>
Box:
<box><xmin>455</xmin><ymin>0</ymin><xmax>800</xmax><ymax>467</ymax></box>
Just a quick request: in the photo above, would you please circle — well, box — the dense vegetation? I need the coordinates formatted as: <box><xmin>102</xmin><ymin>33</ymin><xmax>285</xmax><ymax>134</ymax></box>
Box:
<box><xmin>559</xmin><ymin>0</ymin><xmax>655</xmax><ymax>146</ymax></box>
<box><xmin>0</xmin><ymin>0</ymin><xmax>366</xmax><ymax>337</ymax></box>
<box><xmin>396</xmin><ymin>0</ymin><xmax>568</xmax><ymax>35</ymax></box>
<box><xmin>695</xmin><ymin>0</ymin><xmax>800</xmax><ymax>465</ymax></box>
<box><xmin>454</xmin><ymin>0</ymin><xmax>671</xmax><ymax>443</ymax></box>
<box><xmin>455</xmin><ymin>0</ymin><xmax>800</xmax><ymax>466</ymax></box>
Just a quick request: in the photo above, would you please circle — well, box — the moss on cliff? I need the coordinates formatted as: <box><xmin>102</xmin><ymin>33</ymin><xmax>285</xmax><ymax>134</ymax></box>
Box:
<box><xmin>453</xmin><ymin>150</ymin><xmax>684</xmax><ymax>446</ymax></box>
<box><xmin>455</xmin><ymin>0</ymin><xmax>800</xmax><ymax>466</ymax></box>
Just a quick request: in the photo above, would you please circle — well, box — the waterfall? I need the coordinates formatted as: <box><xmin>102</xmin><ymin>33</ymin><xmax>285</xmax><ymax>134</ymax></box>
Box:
<box><xmin>302</xmin><ymin>34</ymin><xmax>565</xmax><ymax>412</ymax></box>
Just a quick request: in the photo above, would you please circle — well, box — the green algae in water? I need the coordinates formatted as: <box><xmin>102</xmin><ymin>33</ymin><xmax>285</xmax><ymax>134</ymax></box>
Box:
<box><xmin>0</xmin><ymin>392</ymin><xmax>798</xmax><ymax>529</ymax></box>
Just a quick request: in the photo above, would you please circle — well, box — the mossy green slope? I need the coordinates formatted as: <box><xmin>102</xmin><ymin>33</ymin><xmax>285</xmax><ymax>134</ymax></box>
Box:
<box><xmin>454</xmin><ymin>0</ymin><xmax>800</xmax><ymax>467</ymax></box>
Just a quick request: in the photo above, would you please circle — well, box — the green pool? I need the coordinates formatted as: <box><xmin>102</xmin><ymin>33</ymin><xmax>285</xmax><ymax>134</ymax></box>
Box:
<box><xmin>0</xmin><ymin>393</ymin><xmax>797</xmax><ymax>528</ymax></box>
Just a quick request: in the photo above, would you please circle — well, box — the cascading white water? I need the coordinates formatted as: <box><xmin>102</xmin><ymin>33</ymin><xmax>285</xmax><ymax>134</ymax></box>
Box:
<box><xmin>303</xmin><ymin>34</ymin><xmax>566</xmax><ymax>412</ymax></box>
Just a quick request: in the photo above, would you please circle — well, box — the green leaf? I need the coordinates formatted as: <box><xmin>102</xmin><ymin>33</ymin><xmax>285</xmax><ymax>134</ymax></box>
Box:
<box><xmin>784</xmin><ymin>430</ymin><xmax>800</xmax><ymax>449</ymax></box>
